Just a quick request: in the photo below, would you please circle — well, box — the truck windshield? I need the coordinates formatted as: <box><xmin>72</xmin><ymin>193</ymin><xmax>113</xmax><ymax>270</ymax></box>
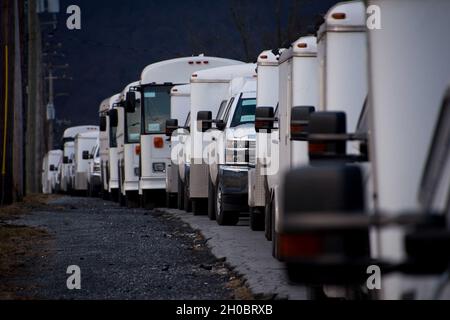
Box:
<box><xmin>126</xmin><ymin>99</ymin><xmax>141</xmax><ymax>143</ymax></box>
<box><xmin>230</xmin><ymin>98</ymin><xmax>257</xmax><ymax>127</ymax></box>
<box><xmin>142</xmin><ymin>85</ymin><xmax>172</xmax><ymax>134</ymax></box>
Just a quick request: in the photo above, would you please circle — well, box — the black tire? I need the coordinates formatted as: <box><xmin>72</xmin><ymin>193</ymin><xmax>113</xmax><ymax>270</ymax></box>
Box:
<box><xmin>264</xmin><ymin>194</ymin><xmax>273</xmax><ymax>241</ymax></box>
<box><xmin>215</xmin><ymin>182</ymin><xmax>239</xmax><ymax>226</ymax></box>
<box><xmin>250</xmin><ymin>207</ymin><xmax>264</xmax><ymax>231</ymax></box>
<box><xmin>207</xmin><ymin>176</ymin><xmax>216</xmax><ymax>220</ymax></box>
<box><xmin>126</xmin><ymin>191</ymin><xmax>140</xmax><ymax>208</ymax></box>
<box><xmin>271</xmin><ymin>199</ymin><xmax>280</xmax><ymax>260</ymax></box>
<box><xmin>110</xmin><ymin>189</ymin><xmax>119</xmax><ymax>202</ymax></box>
<box><xmin>184</xmin><ymin>174</ymin><xmax>192</xmax><ymax>213</ymax></box>
<box><xmin>177</xmin><ymin>174</ymin><xmax>185</xmax><ymax>210</ymax></box>
<box><xmin>192</xmin><ymin>198</ymin><xmax>207</xmax><ymax>216</ymax></box>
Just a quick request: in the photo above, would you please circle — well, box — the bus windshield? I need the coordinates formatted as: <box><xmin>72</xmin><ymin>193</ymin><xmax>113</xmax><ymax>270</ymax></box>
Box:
<box><xmin>126</xmin><ymin>99</ymin><xmax>141</xmax><ymax>143</ymax></box>
<box><xmin>230</xmin><ymin>98</ymin><xmax>257</xmax><ymax>127</ymax></box>
<box><xmin>142</xmin><ymin>85</ymin><xmax>172</xmax><ymax>134</ymax></box>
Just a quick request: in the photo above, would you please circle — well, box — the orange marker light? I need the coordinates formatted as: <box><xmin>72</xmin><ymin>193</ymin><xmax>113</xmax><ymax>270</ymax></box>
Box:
<box><xmin>331</xmin><ymin>12</ymin><xmax>346</xmax><ymax>20</ymax></box>
<box><xmin>297</xmin><ymin>43</ymin><xmax>308</xmax><ymax>49</ymax></box>
<box><xmin>135</xmin><ymin>144</ymin><xmax>141</xmax><ymax>155</ymax></box>
<box><xmin>154</xmin><ymin>137</ymin><xmax>164</xmax><ymax>149</ymax></box>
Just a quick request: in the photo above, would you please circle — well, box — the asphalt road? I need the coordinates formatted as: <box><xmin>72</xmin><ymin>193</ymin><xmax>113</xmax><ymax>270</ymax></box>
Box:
<box><xmin>8</xmin><ymin>197</ymin><xmax>240</xmax><ymax>300</ymax></box>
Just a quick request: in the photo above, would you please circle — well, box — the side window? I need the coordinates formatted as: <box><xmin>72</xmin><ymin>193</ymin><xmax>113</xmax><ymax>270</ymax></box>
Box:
<box><xmin>184</xmin><ymin>112</ymin><xmax>191</xmax><ymax>127</ymax></box>
<box><xmin>216</xmin><ymin>100</ymin><xmax>228</xmax><ymax>120</ymax></box>
<box><xmin>223</xmin><ymin>97</ymin><xmax>235</xmax><ymax>123</ymax></box>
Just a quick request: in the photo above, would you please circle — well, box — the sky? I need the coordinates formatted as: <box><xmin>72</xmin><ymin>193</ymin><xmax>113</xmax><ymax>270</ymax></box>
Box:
<box><xmin>39</xmin><ymin>0</ymin><xmax>340</xmax><ymax>131</ymax></box>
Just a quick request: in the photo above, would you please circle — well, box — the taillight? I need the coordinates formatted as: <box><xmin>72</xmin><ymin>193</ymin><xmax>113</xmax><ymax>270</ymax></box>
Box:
<box><xmin>297</xmin><ymin>43</ymin><xmax>307</xmax><ymax>49</ymax></box>
<box><xmin>309</xmin><ymin>142</ymin><xmax>327</xmax><ymax>156</ymax></box>
<box><xmin>135</xmin><ymin>145</ymin><xmax>141</xmax><ymax>155</ymax></box>
<box><xmin>260</xmin><ymin>54</ymin><xmax>268</xmax><ymax>59</ymax></box>
<box><xmin>278</xmin><ymin>234</ymin><xmax>323</xmax><ymax>260</ymax></box>
<box><xmin>154</xmin><ymin>137</ymin><xmax>164</xmax><ymax>149</ymax></box>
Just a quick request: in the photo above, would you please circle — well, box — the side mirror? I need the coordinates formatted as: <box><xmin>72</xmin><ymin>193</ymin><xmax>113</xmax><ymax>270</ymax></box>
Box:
<box><xmin>125</xmin><ymin>91</ymin><xmax>136</xmax><ymax>113</ymax></box>
<box><xmin>49</xmin><ymin>164</ymin><xmax>56</xmax><ymax>171</ymax></box>
<box><xmin>82</xmin><ymin>151</ymin><xmax>90</xmax><ymax>160</ymax></box>
<box><xmin>290</xmin><ymin>106</ymin><xmax>315</xmax><ymax>140</ymax></box>
<box><xmin>100</xmin><ymin>116</ymin><xmax>107</xmax><ymax>132</ymax></box>
<box><xmin>255</xmin><ymin>107</ymin><xmax>275</xmax><ymax>133</ymax></box>
<box><xmin>165</xmin><ymin>119</ymin><xmax>179</xmax><ymax>137</ymax></box>
<box><xmin>63</xmin><ymin>156</ymin><xmax>69</xmax><ymax>164</ymax></box>
<box><xmin>308</xmin><ymin>112</ymin><xmax>346</xmax><ymax>160</ymax></box>
<box><xmin>109</xmin><ymin>109</ymin><xmax>118</xmax><ymax>128</ymax></box>
<box><xmin>197</xmin><ymin>111</ymin><xmax>212</xmax><ymax>132</ymax></box>
<box><xmin>216</xmin><ymin>120</ymin><xmax>226</xmax><ymax>131</ymax></box>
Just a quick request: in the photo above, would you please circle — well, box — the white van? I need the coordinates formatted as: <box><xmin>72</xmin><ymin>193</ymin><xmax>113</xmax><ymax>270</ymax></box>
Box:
<box><xmin>248</xmin><ymin>49</ymin><xmax>283</xmax><ymax>231</ymax></box>
<box><xmin>201</xmin><ymin>77</ymin><xmax>257</xmax><ymax>225</ymax></box>
<box><xmin>73</xmin><ymin>129</ymin><xmax>100</xmax><ymax>194</ymax></box>
<box><xmin>165</xmin><ymin>84</ymin><xmax>191</xmax><ymax>208</ymax></box>
<box><xmin>185</xmin><ymin>64</ymin><xmax>256</xmax><ymax>215</ymax></box>
<box><xmin>61</xmin><ymin>126</ymin><xmax>99</xmax><ymax>194</ymax></box>
<box><xmin>135</xmin><ymin>55</ymin><xmax>242</xmax><ymax>208</ymax></box>
<box><xmin>99</xmin><ymin>94</ymin><xmax>121</xmax><ymax>201</ymax></box>
<box><xmin>42</xmin><ymin>150</ymin><xmax>63</xmax><ymax>194</ymax></box>
<box><xmin>117</xmin><ymin>81</ymin><xmax>141</xmax><ymax>207</ymax></box>
<box><xmin>87</xmin><ymin>137</ymin><xmax>101</xmax><ymax>197</ymax></box>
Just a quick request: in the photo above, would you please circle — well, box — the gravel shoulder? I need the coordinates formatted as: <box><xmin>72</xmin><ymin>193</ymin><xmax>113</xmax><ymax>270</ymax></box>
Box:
<box><xmin>1</xmin><ymin>196</ymin><xmax>251</xmax><ymax>300</ymax></box>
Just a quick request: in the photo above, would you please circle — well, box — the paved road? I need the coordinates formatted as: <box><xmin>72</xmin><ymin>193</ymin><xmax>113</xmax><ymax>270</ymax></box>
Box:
<box><xmin>9</xmin><ymin>197</ymin><xmax>238</xmax><ymax>300</ymax></box>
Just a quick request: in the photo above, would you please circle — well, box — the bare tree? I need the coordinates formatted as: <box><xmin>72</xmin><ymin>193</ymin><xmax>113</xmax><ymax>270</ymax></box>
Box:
<box><xmin>229</xmin><ymin>0</ymin><xmax>253</xmax><ymax>61</ymax></box>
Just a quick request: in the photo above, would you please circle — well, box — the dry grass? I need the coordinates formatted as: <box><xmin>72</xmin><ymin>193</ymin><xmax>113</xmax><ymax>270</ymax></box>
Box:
<box><xmin>0</xmin><ymin>194</ymin><xmax>55</xmax><ymax>299</ymax></box>
<box><xmin>226</xmin><ymin>276</ymin><xmax>255</xmax><ymax>300</ymax></box>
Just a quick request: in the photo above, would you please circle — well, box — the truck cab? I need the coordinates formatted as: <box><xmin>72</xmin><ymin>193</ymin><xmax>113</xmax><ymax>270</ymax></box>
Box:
<box><xmin>136</xmin><ymin>55</ymin><xmax>243</xmax><ymax>209</ymax></box>
<box><xmin>204</xmin><ymin>78</ymin><xmax>257</xmax><ymax>226</ymax></box>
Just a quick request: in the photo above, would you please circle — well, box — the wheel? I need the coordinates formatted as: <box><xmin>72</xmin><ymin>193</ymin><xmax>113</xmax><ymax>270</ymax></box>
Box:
<box><xmin>166</xmin><ymin>192</ymin><xmax>177</xmax><ymax>209</ymax></box>
<box><xmin>119</xmin><ymin>191</ymin><xmax>127</xmax><ymax>207</ymax></box>
<box><xmin>264</xmin><ymin>193</ymin><xmax>273</xmax><ymax>241</ymax></box>
<box><xmin>207</xmin><ymin>176</ymin><xmax>216</xmax><ymax>220</ymax></box>
<box><xmin>192</xmin><ymin>198</ymin><xmax>207</xmax><ymax>216</ymax></box>
<box><xmin>126</xmin><ymin>191</ymin><xmax>140</xmax><ymax>208</ymax></box>
<box><xmin>250</xmin><ymin>207</ymin><xmax>264</xmax><ymax>231</ymax></box>
<box><xmin>177</xmin><ymin>174</ymin><xmax>185</xmax><ymax>210</ymax></box>
<box><xmin>215</xmin><ymin>182</ymin><xmax>239</xmax><ymax>226</ymax></box>
<box><xmin>110</xmin><ymin>189</ymin><xmax>119</xmax><ymax>202</ymax></box>
<box><xmin>184</xmin><ymin>174</ymin><xmax>192</xmax><ymax>213</ymax></box>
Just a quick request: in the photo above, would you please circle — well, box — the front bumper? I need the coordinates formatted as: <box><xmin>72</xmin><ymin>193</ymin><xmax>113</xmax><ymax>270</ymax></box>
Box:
<box><xmin>219</xmin><ymin>165</ymin><xmax>249</xmax><ymax>212</ymax></box>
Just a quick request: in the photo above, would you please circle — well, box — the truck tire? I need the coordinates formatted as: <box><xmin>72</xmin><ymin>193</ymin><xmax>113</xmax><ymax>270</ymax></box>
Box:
<box><xmin>250</xmin><ymin>207</ymin><xmax>264</xmax><ymax>231</ymax></box>
<box><xmin>119</xmin><ymin>190</ymin><xmax>127</xmax><ymax>207</ymax></box>
<box><xmin>207</xmin><ymin>176</ymin><xmax>216</xmax><ymax>220</ymax></box>
<box><xmin>141</xmin><ymin>190</ymin><xmax>155</xmax><ymax>210</ymax></box>
<box><xmin>215</xmin><ymin>183</ymin><xmax>239</xmax><ymax>226</ymax></box>
<box><xmin>184</xmin><ymin>175</ymin><xmax>192</xmax><ymax>213</ymax></box>
<box><xmin>192</xmin><ymin>199</ymin><xmax>207</xmax><ymax>216</ymax></box>
<box><xmin>177</xmin><ymin>175</ymin><xmax>185</xmax><ymax>210</ymax></box>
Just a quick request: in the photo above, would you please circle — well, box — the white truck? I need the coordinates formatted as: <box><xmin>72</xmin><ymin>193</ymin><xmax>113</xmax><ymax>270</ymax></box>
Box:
<box><xmin>61</xmin><ymin>126</ymin><xmax>99</xmax><ymax>194</ymax></box>
<box><xmin>201</xmin><ymin>77</ymin><xmax>257</xmax><ymax>225</ymax></box>
<box><xmin>73</xmin><ymin>129</ymin><xmax>100</xmax><ymax>194</ymax></box>
<box><xmin>165</xmin><ymin>84</ymin><xmax>191</xmax><ymax>208</ymax></box>
<box><xmin>42</xmin><ymin>150</ymin><xmax>63</xmax><ymax>194</ymax></box>
<box><xmin>184</xmin><ymin>64</ymin><xmax>255</xmax><ymax>216</ymax></box>
<box><xmin>248</xmin><ymin>49</ymin><xmax>284</xmax><ymax>231</ymax></box>
<box><xmin>255</xmin><ymin>35</ymin><xmax>319</xmax><ymax>255</ymax></box>
<box><xmin>134</xmin><ymin>55</ymin><xmax>242</xmax><ymax>209</ymax></box>
<box><xmin>87</xmin><ymin>137</ymin><xmax>101</xmax><ymax>197</ymax></box>
<box><xmin>99</xmin><ymin>94</ymin><xmax>121</xmax><ymax>201</ymax></box>
<box><xmin>116</xmin><ymin>81</ymin><xmax>142</xmax><ymax>207</ymax></box>
<box><xmin>281</xmin><ymin>0</ymin><xmax>450</xmax><ymax>300</ymax></box>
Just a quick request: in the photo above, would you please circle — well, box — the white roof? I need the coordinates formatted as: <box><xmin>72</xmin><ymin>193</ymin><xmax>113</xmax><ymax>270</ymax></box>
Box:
<box><xmin>99</xmin><ymin>98</ymin><xmax>110</xmax><ymax>113</ymax></box>
<box><xmin>140</xmin><ymin>56</ymin><xmax>243</xmax><ymax>85</ymax></box>
<box><xmin>229</xmin><ymin>77</ymin><xmax>257</xmax><ymax>96</ymax></box>
<box><xmin>318</xmin><ymin>0</ymin><xmax>366</xmax><ymax>40</ymax></box>
<box><xmin>48</xmin><ymin>150</ymin><xmax>63</xmax><ymax>156</ymax></box>
<box><xmin>171</xmin><ymin>84</ymin><xmax>191</xmax><ymax>97</ymax></box>
<box><xmin>257</xmin><ymin>49</ymin><xmax>285</xmax><ymax>66</ymax></box>
<box><xmin>63</xmin><ymin>126</ymin><xmax>99</xmax><ymax>138</ymax></box>
<box><xmin>191</xmin><ymin>63</ymin><xmax>257</xmax><ymax>83</ymax></box>
<box><xmin>76</xmin><ymin>130</ymin><xmax>100</xmax><ymax>139</ymax></box>
<box><xmin>108</xmin><ymin>94</ymin><xmax>121</xmax><ymax>108</ymax></box>
<box><xmin>279</xmin><ymin>36</ymin><xmax>318</xmax><ymax>64</ymax></box>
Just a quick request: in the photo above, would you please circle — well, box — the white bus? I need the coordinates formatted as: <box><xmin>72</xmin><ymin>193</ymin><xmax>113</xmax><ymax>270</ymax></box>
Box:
<box><xmin>42</xmin><ymin>150</ymin><xmax>63</xmax><ymax>194</ymax></box>
<box><xmin>61</xmin><ymin>126</ymin><xmax>99</xmax><ymax>194</ymax></box>
<box><xmin>136</xmin><ymin>55</ymin><xmax>242</xmax><ymax>208</ymax></box>
<box><xmin>73</xmin><ymin>129</ymin><xmax>100</xmax><ymax>194</ymax></box>
<box><xmin>117</xmin><ymin>81</ymin><xmax>141</xmax><ymax>207</ymax></box>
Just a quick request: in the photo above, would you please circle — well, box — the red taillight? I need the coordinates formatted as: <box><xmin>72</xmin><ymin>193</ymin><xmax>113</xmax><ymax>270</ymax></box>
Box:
<box><xmin>260</xmin><ymin>54</ymin><xmax>268</xmax><ymax>59</ymax></box>
<box><xmin>309</xmin><ymin>142</ymin><xmax>326</xmax><ymax>155</ymax></box>
<box><xmin>278</xmin><ymin>234</ymin><xmax>323</xmax><ymax>260</ymax></box>
<box><xmin>154</xmin><ymin>137</ymin><xmax>164</xmax><ymax>149</ymax></box>
<box><xmin>172</xmin><ymin>89</ymin><xmax>178</xmax><ymax>93</ymax></box>
<box><xmin>192</xmin><ymin>74</ymin><xmax>198</xmax><ymax>78</ymax></box>
<box><xmin>203</xmin><ymin>61</ymin><xmax>209</xmax><ymax>64</ymax></box>
<box><xmin>196</xmin><ymin>61</ymin><xmax>202</xmax><ymax>64</ymax></box>
<box><xmin>188</xmin><ymin>61</ymin><xmax>194</xmax><ymax>65</ymax></box>
<box><xmin>331</xmin><ymin>12</ymin><xmax>346</xmax><ymax>20</ymax></box>
<box><xmin>135</xmin><ymin>145</ymin><xmax>141</xmax><ymax>155</ymax></box>
<box><xmin>297</xmin><ymin>43</ymin><xmax>307</xmax><ymax>49</ymax></box>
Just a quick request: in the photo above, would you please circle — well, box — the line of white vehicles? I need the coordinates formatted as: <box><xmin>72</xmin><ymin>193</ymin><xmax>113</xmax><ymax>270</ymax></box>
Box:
<box><xmin>41</xmin><ymin>0</ymin><xmax>450</xmax><ymax>300</ymax></box>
